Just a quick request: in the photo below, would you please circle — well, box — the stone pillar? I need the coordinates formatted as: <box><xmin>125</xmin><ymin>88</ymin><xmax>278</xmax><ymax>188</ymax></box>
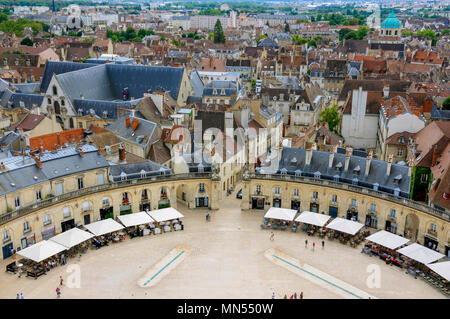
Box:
<box><xmin>240</xmin><ymin>177</ymin><xmax>250</xmax><ymax>211</ymax></box>
<box><xmin>210</xmin><ymin>179</ymin><xmax>221</xmax><ymax>210</ymax></box>
<box><xmin>170</xmin><ymin>185</ymin><xmax>177</xmax><ymax>209</ymax></box>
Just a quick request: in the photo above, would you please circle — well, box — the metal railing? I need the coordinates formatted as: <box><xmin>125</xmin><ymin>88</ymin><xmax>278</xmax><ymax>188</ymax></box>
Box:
<box><xmin>247</xmin><ymin>173</ymin><xmax>450</xmax><ymax>221</ymax></box>
<box><xmin>0</xmin><ymin>172</ymin><xmax>212</xmax><ymax>226</ymax></box>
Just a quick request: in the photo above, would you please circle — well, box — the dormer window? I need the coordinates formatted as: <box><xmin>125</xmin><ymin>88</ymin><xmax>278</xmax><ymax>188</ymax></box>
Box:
<box><xmin>394</xmin><ymin>174</ymin><xmax>402</xmax><ymax>183</ymax></box>
<box><xmin>221</xmin><ymin>89</ymin><xmax>226</xmax><ymax>95</ymax></box>
<box><xmin>290</xmin><ymin>157</ymin><xmax>297</xmax><ymax>166</ymax></box>
<box><xmin>398</xmin><ymin>136</ymin><xmax>405</xmax><ymax>144</ymax></box>
<box><xmin>353</xmin><ymin>165</ymin><xmax>360</xmax><ymax>174</ymax></box>
<box><xmin>335</xmin><ymin>162</ymin><xmax>343</xmax><ymax>171</ymax></box>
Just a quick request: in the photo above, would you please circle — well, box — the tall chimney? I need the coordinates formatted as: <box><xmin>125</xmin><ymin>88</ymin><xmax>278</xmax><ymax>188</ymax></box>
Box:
<box><xmin>119</xmin><ymin>145</ymin><xmax>126</xmax><ymax>161</ymax></box>
<box><xmin>408</xmin><ymin>157</ymin><xmax>413</xmax><ymax>177</ymax></box>
<box><xmin>305</xmin><ymin>142</ymin><xmax>313</xmax><ymax>166</ymax></box>
<box><xmin>344</xmin><ymin>147</ymin><xmax>353</xmax><ymax>171</ymax></box>
<box><xmin>386</xmin><ymin>153</ymin><xmax>393</xmax><ymax>176</ymax></box>
<box><xmin>125</xmin><ymin>116</ymin><xmax>130</xmax><ymax>128</ymax></box>
<box><xmin>431</xmin><ymin>144</ymin><xmax>438</xmax><ymax>166</ymax></box>
<box><xmin>365</xmin><ymin>149</ymin><xmax>373</xmax><ymax>176</ymax></box>
<box><xmin>328</xmin><ymin>144</ymin><xmax>337</xmax><ymax>168</ymax></box>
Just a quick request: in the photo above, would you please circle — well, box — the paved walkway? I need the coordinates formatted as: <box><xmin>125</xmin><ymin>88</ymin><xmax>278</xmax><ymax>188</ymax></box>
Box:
<box><xmin>265</xmin><ymin>248</ymin><xmax>377</xmax><ymax>299</ymax></box>
<box><xmin>0</xmin><ymin>184</ymin><xmax>445</xmax><ymax>299</ymax></box>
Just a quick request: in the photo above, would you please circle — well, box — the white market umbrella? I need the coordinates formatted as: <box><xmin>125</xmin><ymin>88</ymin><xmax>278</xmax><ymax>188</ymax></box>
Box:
<box><xmin>147</xmin><ymin>207</ymin><xmax>184</xmax><ymax>223</ymax></box>
<box><xmin>117</xmin><ymin>211</ymin><xmax>154</xmax><ymax>227</ymax></box>
<box><xmin>396</xmin><ymin>243</ymin><xmax>445</xmax><ymax>265</ymax></box>
<box><xmin>365</xmin><ymin>230</ymin><xmax>409</xmax><ymax>250</ymax></box>
<box><xmin>295</xmin><ymin>211</ymin><xmax>331</xmax><ymax>227</ymax></box>
<box><xmin>326</xmin><ymin>217</ymin><xmax>364</xmax><ymax>235</ymax></box>
<box><xmin>17</xmin><ymin>240</ymin><xmax>67</xmax><ymax>263</ymax></box>
<box><xmin>264</xmin><ymin>207</ymin><xmax>297</xmax><ymax>222</ymax></box>
<box><xmin>49</xmin><ymin>228</ymin><xmax>94</xmax><ymax>249</ymax></box>
<box><xmin>426</xmin><ymin>261</ymin><xmax>450</xmax><ymax>281</ymax></box>
<box><xmin>84</xmin><ymin>218</ymin><xmax>124</xmax><ymax>236</ymax></box>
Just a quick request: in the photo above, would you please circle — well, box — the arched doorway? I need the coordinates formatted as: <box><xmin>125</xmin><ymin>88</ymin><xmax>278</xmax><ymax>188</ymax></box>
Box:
<box><xmin>158</xmin><ymin>187</ymin><xmax>170</xmax><ymax>208</ymax></box>
<box><xmin>404</xmin><ymin>213</ymin><xmax>420</xmax><ymax>242</ymax></box>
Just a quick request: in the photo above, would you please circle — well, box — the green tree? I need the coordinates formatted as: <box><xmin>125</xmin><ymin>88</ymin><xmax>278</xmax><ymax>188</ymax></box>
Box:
<box><xmin>125</xmin><ymin>27</ymin><xmax>136</xmax><ymax>41</ymax></box>
<box><xmin>320</xmin><ymin>104</ymin><xmax>340</xmax><ymax>132</ymax></box>
<box><xmin>20</xmin><ymin>37</ymin><xmax>33</xmax><ymax>46</ymax></box>
<box><xmin>442</xmin><ymin>29</ymin><xmax>450</xmax><ymax>36</ymax></box>
<box><xmin>416</xmin><ymin>29</ymin><xmax>437</xmax><ymax>46</ymax></box>
<box><xmin>339</xmin><ymin>28</ymin><xmax>353</xmax><ymax>41</ymax></box>
<box><xmin>443</xmin><ymin>97</ymin><xmax>450</xmax><ymax>110</ymax></box>
<box><xmin>213</xmin><ymin>19</ymin><xmax>225</xmax><ymax>44</ymax></box>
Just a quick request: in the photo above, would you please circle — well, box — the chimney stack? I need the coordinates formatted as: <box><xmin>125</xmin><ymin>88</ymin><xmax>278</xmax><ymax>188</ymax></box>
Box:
<box><xmin>344</xmin><ymin>147</ymin><xmax>353</xmax><ymax>171</ymax></box>
<box><xmin>305</xmin><ymin>142</ymin><xmax>313</xmax><ymax>166</ymax></box>
<box><xmin>431</xmin><ymin>144</ymin><xmax>438</xmax><ymax>166</ymax></box>
<box><xmin>328</xmin><ymin>144</ymin><xmax>337</xmax><ymax>168</ymax></box>
<box><xmin>408</xmin><ymin>157</ymin><xmax>413</xmax><ymax>177</ymax></box>
<box><xmin>125</xmin><ymin>116</ymin><xmax>130</xmax><ymax>128</ymax></box>
<box><xmin>365</xmin><ymin>149</ymin><xmax>373</xmax><ymax>176</ymax></box>
<box><xmin>386</xmin><ymin>153</ymin><xmax>393</xmax><ymax>176</ymax></box>
<box><xmin>119</xmin><ymin>144</ymin><xmax>126</xmax><ymax>161</ymax></box>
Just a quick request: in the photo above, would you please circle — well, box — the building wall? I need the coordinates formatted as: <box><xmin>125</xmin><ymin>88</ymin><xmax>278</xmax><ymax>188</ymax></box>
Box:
<box><xmin>0</xmin><ymin>178</ymin><xmax>212</xmax><ymax>254</ymax></box>
<box><xmin>241</xmin><ymin>177</ymin><xmax>450</xmax><ymax>253</ymax></box>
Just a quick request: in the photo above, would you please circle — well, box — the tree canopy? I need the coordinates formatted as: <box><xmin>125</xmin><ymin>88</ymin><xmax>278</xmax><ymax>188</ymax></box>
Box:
<box><xmin>320</xmin><ymin>104</ymin><xmax>340</xmax><ymax>132</ymax></box>
<box><xmin>213</xmin><ymin>19</ymin><xmax>225</xmax><ymax>44</ymax></box>
<box><xmin>20</xmin><ymin>37</ymin><xmax>33</xmax><ymax>46</ymax></box>
<box><xmin>442</xmin><ymin>97</ymin><xmax>450</xmax><ymax>111</ymax></box>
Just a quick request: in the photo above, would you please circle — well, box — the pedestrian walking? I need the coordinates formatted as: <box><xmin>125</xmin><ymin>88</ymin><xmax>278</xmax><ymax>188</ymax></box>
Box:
<box><xmin>294</xmin><ymin>292</ymin><xmax>297</xmax><ymax>299</ymax></box>
<box><xmin>312</xmin><ymin>242</ymin><xmax>315</xmax><ymax>251</ymax></box>
<box><xmin>56</xmin><ymin>287</ymin><xmax>61</xmax><ymax>298</ymax></box>
<box><xmin>271</xmin><ymin>292</ymin><xmax>275</xmax><ymax>299</ymax></box>
<box><xmin>300</xmin><ymin>291</ymin><xmax>303</xmax><ymax>299</ymax></box>
<box><xmin>283</xmin><ymin>294</ymin><xmax>287</xmax><ymax>299</ymax></box>
<box><xmin>290</xmin><ymin>295</ymin><xmax>293</xmax><ymax>299</ymax></box>
<box><xmin>305</xmin><ymin>239</ymin><xmax>308</xmax><ymax>248</ymax></box>
<box><xmin>322</xmin><ymin>240</ymin><xmax>325</xmax><ymax>249</ymax></box>
<box><xmin>60</xmin><ymin>276</ymin><xmax>63</xmax><ymax>286</ymax></box>
<box><xmin>270</xmin><ymin>232</ymin><xmax>274</xmax><ymax>241</ymax></box>
<box><xmin>20</xmin><ymin>293</ymin><xmax>24</xmax><ymax>299</ymax></box>
<box><xmin>16</xmin><ymin>293</ymin><xmax>19</xmax><ymax>299</ymax></box>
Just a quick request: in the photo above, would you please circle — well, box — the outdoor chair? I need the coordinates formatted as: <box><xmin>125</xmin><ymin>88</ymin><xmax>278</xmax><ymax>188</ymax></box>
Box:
<box><xmin>6</xmin><ymin>261</ymin><xmax>17</xmax><ymax>274</ymax></box>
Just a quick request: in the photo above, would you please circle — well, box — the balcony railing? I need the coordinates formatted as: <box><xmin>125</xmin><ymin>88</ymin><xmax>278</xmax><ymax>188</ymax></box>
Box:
<box><xmin>247</xmin><ymin>172</ymin><xmax>450</xmax><ymax>222</ymax></box>
<box><xmin>0</xmin><ymin>172</ymin><xmax>212</xmax><ymax>226</ymax></box>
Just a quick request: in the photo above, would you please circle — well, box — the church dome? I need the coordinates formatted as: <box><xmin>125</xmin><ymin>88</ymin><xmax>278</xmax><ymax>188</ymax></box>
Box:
<box><xmin>381</xmin><ymin>11</ymin><xmax>401</xmax><ymax>29</ymax></box>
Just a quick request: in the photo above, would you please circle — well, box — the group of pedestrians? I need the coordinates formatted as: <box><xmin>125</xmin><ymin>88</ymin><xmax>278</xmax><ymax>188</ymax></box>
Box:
<box><xmin>274</xmin><ymin>292</ymin><xmax>303</xmax><ymax>299</ymax></box>
<box><xmin>56</xmin><ymin>275</ymin><xmax>63</xmax><ymax>298</ymax></box>
<box><xmin>15</xmin><ymin>293</ymin><xmax>24</xmax><ymax>299</ymax></box>
<box><xmin>304</xmin><ymin>239</ymin><xmax>325</xmax><ymax>251</ymax></box>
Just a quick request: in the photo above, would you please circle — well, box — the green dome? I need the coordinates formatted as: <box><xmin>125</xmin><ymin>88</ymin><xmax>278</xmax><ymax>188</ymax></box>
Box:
<box><xmin>381</xmin><ymin>11</ymin><xmax>401</xmax><ymax>29</ymax></box>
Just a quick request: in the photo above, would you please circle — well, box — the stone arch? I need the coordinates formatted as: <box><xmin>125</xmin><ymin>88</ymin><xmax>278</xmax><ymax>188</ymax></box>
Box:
<box><xmin>158</xmin><ymin>185</ymin><xmax>171</xmax><ymax>208</ymax></box>
<box><xmin>404</xmin><ymin>213</ymin><xmax>420</xmax><ymax>242</ymax></box>
<box><xmin>139</xmin><ymin>188</ymin><xmax>151</xmax><ymax>211</ymax></box>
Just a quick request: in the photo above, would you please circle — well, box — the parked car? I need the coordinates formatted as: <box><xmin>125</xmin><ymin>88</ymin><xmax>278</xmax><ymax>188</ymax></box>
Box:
<box><xmin>236</xmin><ymin>189</ymin><xmax>242</xmax><ymax>199</ymax></box>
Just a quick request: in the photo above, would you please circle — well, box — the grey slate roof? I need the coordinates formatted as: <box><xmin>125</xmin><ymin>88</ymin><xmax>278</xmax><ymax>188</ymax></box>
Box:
<box><xmin>52</xmin><ymin>62</ymin><xmax>184</xmax><ymax>103</ymax></box>
<box><xmin>0</xmin><ymin>145</ymin><xmax>109</xmax><ymax>196</ymax></box>
<box><xmin>203</xmin><ymin>80</ymin><xmax>237</xmax><ymax>96</ymax></box>
<box><xmin>11</xmin><ymin>82</ymin><xmax>40</xmax><ymax>94</ymax></box>
<box><xmin>0</xmin><ymin>132</ymin><xmax>20</xmax><ymax>148</ymax></box>
<box><xmin>39</xmin><ymin>61</ymin><xmax>97</xmax><ymax>93</ymax></box>
<box><xmin>0</xmin><ymin>88</ymin><xmax>44</xmax><ymax>109</ymax></box>
<box><xmin>431</xmin><ymin>104</ymin><xmax>450</xmax><ymax>120</ymax></box>
<box><xmin>190</xmin><ymin>70</ymin><xmax>204</xmax><ymax>98</ymax></box>
<box><xmin>73</xmin><ymin>98</ymin><xmax>142</xmax><ymax>120</ymax></box>
<box><xmin>109</xmin><ymin>160</ymin><xmax>170</xmax><ymax>181</ymax></box>
<box><xmin>105</xmin><ymin>115</ymin><xmax>158</xmax><ymax>148</ymax></box>
<box><xmin>275</xmin><ymin>147</ymin><xmax>411</xmax><ymax>198</ymax></box>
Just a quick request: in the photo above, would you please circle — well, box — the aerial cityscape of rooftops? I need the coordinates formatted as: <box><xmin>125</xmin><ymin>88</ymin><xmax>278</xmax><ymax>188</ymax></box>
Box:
<box><xmin>0</xmin><ymin>0</ymin><xmax>448</xmax><ymax>302</ymax></box>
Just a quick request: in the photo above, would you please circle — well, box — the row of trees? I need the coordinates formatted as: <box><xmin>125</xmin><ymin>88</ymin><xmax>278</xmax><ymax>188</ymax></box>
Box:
<box><xmin>0</xmin><ymin>16</ymin><xmax>49</xmax><ymax>37</ymax></box>
<box><xmin>402</xmin><ymin>29</ymin><xmax>440</xmax><ymax>46</ymax></box>
<box><xmin>338</xmin><ymin>27</ymin><xmax>369</xmax><ymax>42</ymax></box>
<box><xmin>292</xmin><ymin>35</ymin><xmax>323</xmax><ymax>48</ymax></box>
<box><xmin>106</xmin><ymin>28</ymin><xmax>154</xmax><ymax>43</ymax></box>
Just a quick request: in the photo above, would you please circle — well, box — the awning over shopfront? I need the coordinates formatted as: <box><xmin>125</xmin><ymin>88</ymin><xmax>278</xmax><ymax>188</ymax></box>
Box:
<box><xmin>326</xmin><ymin>217</ymin><xmax>364</xmax><ymax>235</ymax></box>
<box><xmin>365</xmin><ymin>230</ymin><xmax>410</xmax><ymax>250</ymax></box>
<box><xmin>264</xmin><ymin>207</ymin><xmax>297</xmax><ymax>221</ymax></box>
<box><xmin>17</xmin><ymin>240</ymin><xmax>67</xmax><ymax>263</ymax></box>
<box><xmin>117</xmin><ymin>212</ymin><xmax>154</xmax><ymax>227</ymax></box>
<box><xmin>295</xmin><ymin>211</ymin><xmax>331</xmax><ymax>227</ymax></box>
<box><xmin>147</xmin><ymin>207</ymin><xmax>184</xmax><ymax>222</ymax></box>
<box><xmin>84</xmin><ymin>218</ymin><xmax>124</xmax><ymax>236</ymax></box>
<box><xmin>426</xmin><ymin>261</ymin><xmax>450</xmax><ymax>281</ymax></box>
<box><xmin>49</xmin><ymin>228</ymin><xmax>94</xmax><ymax>249</ymax></box>
<box><xmin>396</xmin><ymin>243</ymin><xmax>445</xmax><ymax>265</ymax></box>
